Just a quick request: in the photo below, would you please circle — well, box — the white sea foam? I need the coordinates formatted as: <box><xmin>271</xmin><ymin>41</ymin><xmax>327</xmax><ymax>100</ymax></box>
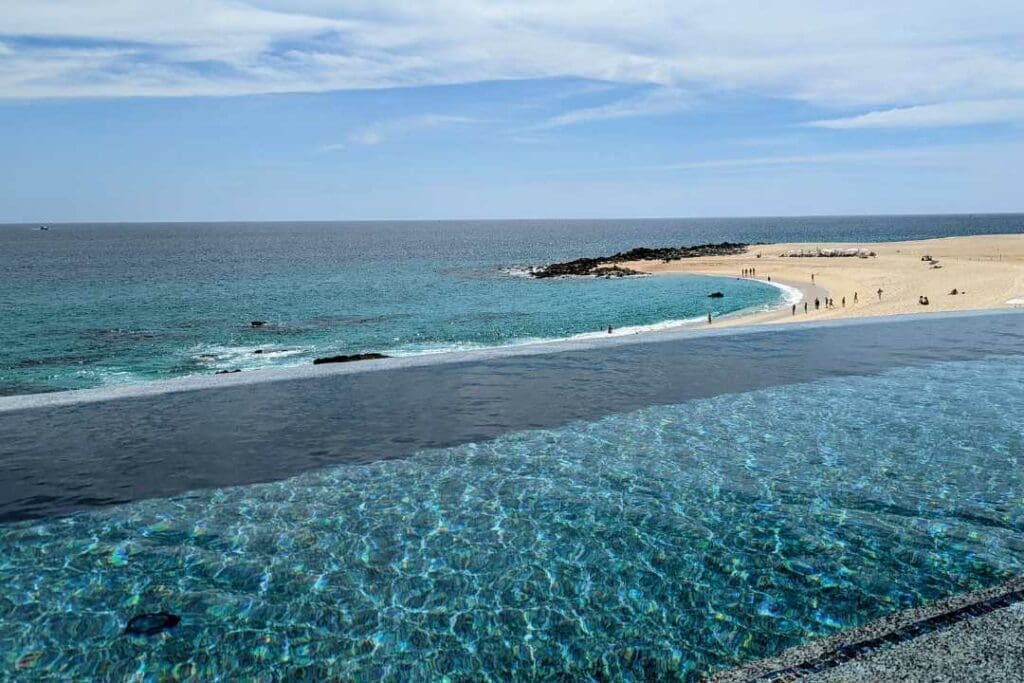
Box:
<box><xmin>191</xmin><ymin>345</ymin><xmax>310</xmax><ymax>369</ymax></box>
<box><xmin>72</xmin><ymin>368</ymin><xmax>153</xmax><ymax>387</ymax></box>
<box><xmin>501</xmin><ymin>266</ymin><xmax>537</xmax><ymax>278</ymax></box>
<box><xmin>758</xmin><ymin>280</ymin><xmax>804</xmax><ymax>309</ymax></box>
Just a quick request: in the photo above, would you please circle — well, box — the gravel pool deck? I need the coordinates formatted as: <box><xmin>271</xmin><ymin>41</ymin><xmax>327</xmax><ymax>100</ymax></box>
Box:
<box><xmin>713</xmin><ymin>577</ymin><xmax>1024</xmax><ymax>682</ymax></box>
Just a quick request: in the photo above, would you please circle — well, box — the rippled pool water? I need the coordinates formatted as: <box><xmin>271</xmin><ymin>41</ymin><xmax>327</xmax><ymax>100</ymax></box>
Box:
<box><xmin>3</xmin><ymin>355</ymin><xmax>1023</xmax><ymax>680</ymax></box>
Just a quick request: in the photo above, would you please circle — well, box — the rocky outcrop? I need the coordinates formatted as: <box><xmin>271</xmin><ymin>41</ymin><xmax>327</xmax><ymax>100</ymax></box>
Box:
<box><xmin>590</xmin><ymin>265</ymin><xmax>644</xmax><ymax>278</ymax></box>
<box><xmin>250</xmin><ymin>320</ymin><xmax>266</xmax><ymax>328</ymax></box>
<box><xmin>530</xmin><ymin>242</ymin><xmax>749</xmax><ymax>278</ymax></box>
<box><xmin>313</xmin><ymin>353</ymin><xmax>390</xmax><ymax>365</ymax></box>
<box><xmin>707</xmin><ymin>291</ymin><xmax>725</xmax><ymax>298</ymax></box>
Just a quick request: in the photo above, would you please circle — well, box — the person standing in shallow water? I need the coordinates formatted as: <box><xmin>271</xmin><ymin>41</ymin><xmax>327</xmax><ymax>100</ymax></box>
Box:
<box><xmin>707</xmin><ymin>312</ymin><xmax>712</xmax><ymax>324</ymax></box>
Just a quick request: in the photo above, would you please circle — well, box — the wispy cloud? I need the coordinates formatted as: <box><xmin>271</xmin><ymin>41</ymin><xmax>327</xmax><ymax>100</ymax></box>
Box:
<box><xmin>537</xmin><ymin>88</ymin><xmax>689</xmax><ymax>129</ymax></box>
<box><xmin>317</xmin><ymin>113</ymin><xmax>476</xmax><ymax>152</ymax></box>
<box><xmin>653</xmin><ymin>147</ymin><xmax>961</xmax><ymax>172</ymax></box>
<box><xmin>807</xmin><ymin>99</ymin><xmax>1024</xmax><ymax>129</ymax></box>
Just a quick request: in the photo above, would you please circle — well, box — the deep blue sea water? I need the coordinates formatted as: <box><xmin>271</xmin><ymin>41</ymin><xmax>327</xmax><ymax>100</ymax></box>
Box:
<box><xmin>2</xmin><ymin>312</ymin><xmax>1024</xmax><ymax>679</ymax></box>
<box><xmin>2</xmin><ymin>214</ymin><xmax>1022</xmax><ymax>395</ymax></box>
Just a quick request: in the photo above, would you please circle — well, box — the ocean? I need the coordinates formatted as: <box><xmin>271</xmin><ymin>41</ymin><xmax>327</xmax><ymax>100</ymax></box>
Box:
<box><xmin>2</xmin><ymin>214</ymin><xmax>1022</xmax><ymax>395</ymax></box>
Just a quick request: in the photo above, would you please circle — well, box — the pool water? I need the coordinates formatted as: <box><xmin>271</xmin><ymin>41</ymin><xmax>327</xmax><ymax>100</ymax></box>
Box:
<box><xmin>3</xmin><ymin>354</ymin><xmax>1023</xmax><ymax>680</ymax></box>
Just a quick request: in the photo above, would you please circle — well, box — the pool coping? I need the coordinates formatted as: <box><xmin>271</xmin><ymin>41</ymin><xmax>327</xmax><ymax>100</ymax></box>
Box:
<box><xmin>710</xmin><ymin>576</ymin><xmax>1024</xmax><ymax>681</ymax></box>
<box><xmin>2</xmin><ymin>307</ymin><xmax>1021</xmax><ymax>413</ymax></box>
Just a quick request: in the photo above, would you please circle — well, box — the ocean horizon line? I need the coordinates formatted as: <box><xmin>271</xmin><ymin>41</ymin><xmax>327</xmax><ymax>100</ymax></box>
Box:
<box><xmin>4</xmin><ymin>211</ymin><xmax>1024</xmax><ymax>228</ymax></box>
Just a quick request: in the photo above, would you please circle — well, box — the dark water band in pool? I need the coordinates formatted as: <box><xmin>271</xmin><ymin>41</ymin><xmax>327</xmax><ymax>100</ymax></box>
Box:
<box><xmin>1</xmin><ymin>310</ymin><xmax>1022</xmax><ymax>523</ymax></box>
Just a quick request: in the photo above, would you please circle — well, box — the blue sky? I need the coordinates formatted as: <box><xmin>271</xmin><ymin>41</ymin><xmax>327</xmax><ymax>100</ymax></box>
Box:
<box><xmin>1</xmin><ymin>1</ymin><xmax>1023</xmax><ymax>221</ymax></box>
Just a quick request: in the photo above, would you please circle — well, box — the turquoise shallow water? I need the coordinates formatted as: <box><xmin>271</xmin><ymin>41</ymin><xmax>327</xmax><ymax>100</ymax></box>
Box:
<box><xmin>3</xmin><ymin>355</ymin><xmax>1023</xmax><ymax>680</ymax></box>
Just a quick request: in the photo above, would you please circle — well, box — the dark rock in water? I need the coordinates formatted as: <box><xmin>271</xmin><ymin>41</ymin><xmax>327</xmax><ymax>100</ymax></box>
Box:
<box><xmin>313</xmin><ymin>353</ymin><xmax>389</xmax><ymax>365</ymax></box>
<box><xmin>707</xmin><ymin>291</ymin><xmax>725</xmax><ymax>298</ymax></box>
<box><xmin>530</xmin><ymin>242</ymin><xmax>749</xmax><ymax>278</ymax></box>
<box><xmin>124</xmin><ymin>612</ymin><xmax>181</xmax><ymax>636</ymax></box>
<box><xmin>590</xmin><ymin>265</ymin><xmax>643</xmax><ymax>278</ymax></box>
<box><xmin>215</xmin><ymin>369</ymin><xmax>241</xmax><ymax>374</ymax></box>
<box><xmin>250</xmin><ymin>320</ymin><xmax>266</xmax><ymax>328</ymax></box>
<box><xmin>253</xmin><ymin>349</ymin><xmax>264</xmax><ymax>354</ymax></box>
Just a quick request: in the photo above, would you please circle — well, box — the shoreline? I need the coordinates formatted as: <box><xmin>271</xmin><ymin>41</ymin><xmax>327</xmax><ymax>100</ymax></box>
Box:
<box><xmin>622</xmin><ymin>233</ymin><xmax>1024</xmax><ymax>328</ymax></box>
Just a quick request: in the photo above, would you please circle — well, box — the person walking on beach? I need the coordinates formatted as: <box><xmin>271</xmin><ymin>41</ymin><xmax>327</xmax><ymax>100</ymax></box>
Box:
<box><xmin>804</xmin><ymin>301</ymin><xmax>808</xmax><ymax>313</ymax></box>
<box><xmin>811</xmin><ymin>273</ymin><xmax>815</xmax><ymax>283</ymax></box>
<box><xmin>791</xmin><ymin>304</ymin><xmax>796</xmax><ymax>316</ymax></box>
<box><xmin>707</xmin><ymin>312</ymin><xmax>712</xmax><ymax>325</ymax></box>
<box><xmin>854</xmin><ymin>291</ymin><xmax>858</xmax><ymax>303</ymax></box>
<box><xmin>842</xmin><ymin>296</ymin><xmax>846</xmax><ymax>307</ymax></box>
<box><xmin>877</xmin><ymin>288</ymin><xmax>883</xmax><ymax>300</ymax></box>
<box><xmin>608</xmin><ymin>326</ymin><xmax>613</xmax><ymax>334</ymax></box>
<box><xmin>814</xmin><ymin>298</ymin><xmax>820</xmax><ymax>310</ymax></box>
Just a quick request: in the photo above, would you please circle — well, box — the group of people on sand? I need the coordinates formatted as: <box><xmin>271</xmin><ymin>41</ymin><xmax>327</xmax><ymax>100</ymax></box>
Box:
<box><xmin>740</xmin><ymin>268</ymin><xmax>772</xmax><ymax>282</ymax></box>
<box><xmin>790</xmin><ymin>290</ymin><xmax>870</xmax><ymax>315</ymax></box>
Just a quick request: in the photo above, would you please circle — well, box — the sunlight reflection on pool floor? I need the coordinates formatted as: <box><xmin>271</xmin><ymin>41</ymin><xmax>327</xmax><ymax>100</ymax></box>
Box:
<box><xmin>3</xmin><ymin>357</ymin><xmax>1024</xmax><ymax>680</ymax></box>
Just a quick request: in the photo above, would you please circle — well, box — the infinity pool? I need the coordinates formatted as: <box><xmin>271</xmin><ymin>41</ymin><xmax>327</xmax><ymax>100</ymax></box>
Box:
<box><xmin>2</xmin><ymin>313</ymin><xmax>1023</xmax><ymax>680</ymax></box>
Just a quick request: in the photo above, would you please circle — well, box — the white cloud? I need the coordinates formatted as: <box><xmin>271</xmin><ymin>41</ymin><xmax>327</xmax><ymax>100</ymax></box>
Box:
<box><xmin>655</xmin><ymin>148</ymin><xmax>955</xmax><ymax>172</ymax></box>
<box><xmin>318</xmin><ymin>113</ymin><xmax>476</xmax><ymax>151</ymax></box>
<box><xmin>808</xmin><ymin>99</ymin><xmax>1024</xmax><ymax>129</ymax></box>
<box><xmin>537</xmin><ymin>88</ymin><xmax>689</xmax><ymax>128</ymax></box>
<box><xmin>1</xmin><ymin>0</ymin><xmax>1023</xmax><ymax>123</ymax></box>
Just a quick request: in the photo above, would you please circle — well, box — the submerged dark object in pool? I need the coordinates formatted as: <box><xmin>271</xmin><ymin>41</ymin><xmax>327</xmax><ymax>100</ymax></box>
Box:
<box><xmin>707</xmin><ymin>291</ymin><xmax>725</xmax><ymax>298</ymax></box>
<box><xmin>313</xmin><ymin>353</ymin><xmax>389</xmax><ymax>365</ymax></box>
<box><xmin>124</xmin><ymin>612</ymin><xmax>181</xmax><ymax>636</ymax></box>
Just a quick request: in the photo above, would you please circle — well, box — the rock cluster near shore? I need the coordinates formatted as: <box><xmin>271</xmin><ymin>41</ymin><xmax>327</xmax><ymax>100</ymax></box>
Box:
<box><xmin>313</xmin><ymin>352</ymin><xmax>389</xmax><ymax>365</ymax></box>
<box><xmin>529</xmin><ymin>242</ymin><xmax>749</xmax><ymax>278</ymax></box>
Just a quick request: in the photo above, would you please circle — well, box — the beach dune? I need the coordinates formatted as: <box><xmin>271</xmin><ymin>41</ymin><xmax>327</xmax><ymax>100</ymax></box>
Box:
<box><xmin>620</xmin><ymin>234</ymin><xmax>1024</xmax><ymax>328</ymax></box>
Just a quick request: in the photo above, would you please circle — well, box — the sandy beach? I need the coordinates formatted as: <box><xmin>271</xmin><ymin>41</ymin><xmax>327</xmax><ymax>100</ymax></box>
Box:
<box><xmin>620</xmin><ymin>234</ymin><xmax>1024</xmax><ymax>328</ymax></box>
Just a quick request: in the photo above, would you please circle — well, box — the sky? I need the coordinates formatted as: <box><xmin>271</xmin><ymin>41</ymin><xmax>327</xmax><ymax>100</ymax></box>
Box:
<box><xmin>1</xmin><ymin>1</ymin><xmax>1023</xmax><ymax>222</ymax></box>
